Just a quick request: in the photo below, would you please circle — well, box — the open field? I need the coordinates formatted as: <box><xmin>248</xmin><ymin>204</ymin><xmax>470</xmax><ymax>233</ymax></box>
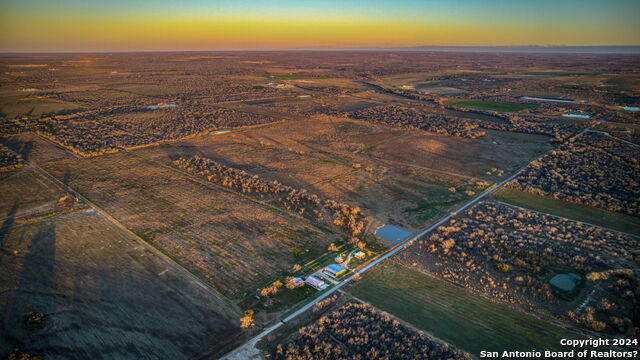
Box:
<box><xmin>523</xmin><ymin>72</ymin><xmax>601</xmax><ymax>77</ymax></box>
<box><xmin>1</xmin><ymin>133</ymin><xmax>77</xmax><ymax>164</ymax></box>
<box><xmin>41</xmin><ymin>151</ymin><xmax>340</xmax><ymax>300</ymax></box>
<box><xmin>368</xmin><ymin>129</ymin><xmax>553</xmax><ymax>180</ymax></box>
<box><xmin>0</xmin><ymin>167</ymin><xmax>62</xmax><ymax>220</ymax></box>
<box><xmin>492</xmin><ymin>187</ymin><xmax>640</xmax><ymax>236</ymax></box>
<box><xmin>0</xmin><ymin>94</ymin><xmax>82</xmax><ymax>118</ymax></box>
<box><xmin>0</xmin><ymin>210</ymin><xmax>240</xmax><ymax>359</ymax></box>
<box><xmin>349</xmin><ymin>263</ymin><xmax>587</xmax><ymax>356</ymax></box>
<box><xmin>131</xmin><ymin>119</ymin><xmax>481</xmax><ymax>231</ymax></box>
<box><xmin>269</xmin><ymin>74</ymin><xmax>329</xmax><ymax>79</ymax></box>
<box><xmin>444</xmin><ymin>99</ymin><xmax>536</xmax><ymax>112</ymax></box>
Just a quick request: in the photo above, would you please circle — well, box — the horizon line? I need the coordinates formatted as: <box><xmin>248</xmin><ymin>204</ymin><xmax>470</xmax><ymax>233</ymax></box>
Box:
<box><xmin>2</xmin><ymin>45</ymin><xmax>640</xmax><ymax>55</ymax></box>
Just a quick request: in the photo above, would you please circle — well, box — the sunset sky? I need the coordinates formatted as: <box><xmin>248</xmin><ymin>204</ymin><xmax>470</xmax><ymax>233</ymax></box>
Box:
<box><xmin>1</xmin><ymin>0</ymin><xmax>639</xmax><ymax>52</ymax></box>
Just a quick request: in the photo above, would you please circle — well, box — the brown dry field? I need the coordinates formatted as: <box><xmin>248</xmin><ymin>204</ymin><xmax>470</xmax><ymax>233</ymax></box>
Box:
<box><xmin>1</xmin><ymin>133</ymin><xmax>77</xmax><ymax>164</ymax></box>
<box><xmin>41</xmin><ymin>150</ymin><xmax>341</xmax><ymax>299</ymax></box>
<box><xmin>131</xmin><ymin>115</ymin><xmax>500</xmax><ymax>231</ymax></box>
<box><xmin>0</xmin><ymin>209</ymin><xmax>240</xmax><ymax>359</ymax></box>
<box><xmin>0</xmin><ymin>147</ymin><xmax>245</xmax><ymax>358</ymax></box>
<box><xmin>0</xmin><ymin>167</ymin><xmax>62</xmax><ymax>220</ymax></box>
<box><xmin>369</xmin><ymin>129</ymin><xmax>553</xmax><ymax>180</ymax></box>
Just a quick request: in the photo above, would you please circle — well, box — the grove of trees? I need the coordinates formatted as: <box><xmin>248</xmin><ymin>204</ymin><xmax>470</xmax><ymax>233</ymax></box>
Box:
<box><xmin>0</xmin><ymin>144</ymin><xmax>25</xmax><ymax>171</ymax></box>
<box><xmin>507</xmin><ymin>132</ymin><xmax>640</xmax><ymax>216</ymax></box>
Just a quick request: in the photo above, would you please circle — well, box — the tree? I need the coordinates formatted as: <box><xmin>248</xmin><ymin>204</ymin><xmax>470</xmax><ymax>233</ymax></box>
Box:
<box><xmin>496</xmin><ymin>263</ymin><xmax>509</xmax><ymax>272</ymax></box>
<box><xmin>240</xmin><ymin>309</ymin><xmax>254</xmax><ymax>328</ymax></box>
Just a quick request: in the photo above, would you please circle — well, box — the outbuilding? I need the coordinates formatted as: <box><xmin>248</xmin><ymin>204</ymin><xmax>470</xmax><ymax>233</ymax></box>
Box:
<box><xmin>324</xmin><ymin>264</ymin><xmax>347</xmax><ymax>278</ymax></box>
<box><xmin>305</xmin><ymin>276</ymin><xmax>327</xmax><ymax>290</ymax></box>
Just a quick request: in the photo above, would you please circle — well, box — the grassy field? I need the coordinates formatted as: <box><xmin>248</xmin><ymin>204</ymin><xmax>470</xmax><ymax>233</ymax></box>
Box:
<box><xmin>492</xmin><ymin>188</ymin><xmax>640</xmax><ymax>236</ymax></box>
<box><xmin>445</xmin><ymin>99</ymin><xmax>535</xmax><ymax>112</ymax></box>
<box><xmin>349</xmin><ymin>263</ymin><xmax>587</xmax><ymax>356</ymax></box>
<box><xmin>0</xmin><ymin>95</ymin><xmax>82</xmax><ymax>118</ymax></box>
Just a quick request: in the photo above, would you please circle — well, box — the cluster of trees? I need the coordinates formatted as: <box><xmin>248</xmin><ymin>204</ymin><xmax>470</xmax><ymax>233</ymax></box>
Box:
<box><xmin>260</xmin><ymin>280</ymin><xmax>284</xmax><ymax>297</ymax></box>
<box><xmin>33</xmin><ymin>106</ymin><xmax>276</xmax><ymax>156</ymax></box>
<box><xmin>611</xmin><ymin>110</ymin><xmax>640</xmax><ymax>125</ymax></box>
<box><xmin>507</xmin><ymin>132</ymin><xmax>640</xmax><ymax>216</ymax></box>
<box><xmin>437</xmin><ymin>103</ymin><xmax>589</xmax><ymax>141</ymax></box>
<box><xmin>174</xmin><ymin>155</ymin><xmax>367</xmax><ymax>237</ymax></box>
<box><xmin>399</xmin><ymin>200</ymin><xmax>640</xmax><ymax>333</ymax></box>
<box><xmin>350</xmin><ymin>105</ymin><xmax>486</xmax><ymax>139</ymax></box>
<box><xmin>567</xmin><ymin>269</ymin><xmax>640</xmax><ymax>334</ymax></box>
<box><xmin>5</xmin><ymin>348</ymin><xmax>42</xmax><ymax>360</ymax></box>
<box><xmin>0</xmin><ymin>144</ymin><xmax>25</xmax><ymax>172</ymax></box>
<box><xmin>469</xmin><ymin>114</ymin><xmax>586</xmax><ymax>141</ymax></box>
<box><xmin>0</xmin><ymin>118</ymin><xmax>27</xmax><ymax>136</ymax></box>
<box><xmin>258</xmin><ymin>96</ymin><xmax>365</xmax><ymax>117</ymax></box>
<box><xmin>604</xmin><ymin>129</ymin><xmax>640</xmax><ymax>145</ymax></box>
<box><xmin>274</xmin><ymin>303</ymin><xmax>470</xmax><ymax>360</ymax></box>
<box><xmin>572</xmin><ymin>269</ymin><xmax>640</xmax><ymax>334</ymax></box>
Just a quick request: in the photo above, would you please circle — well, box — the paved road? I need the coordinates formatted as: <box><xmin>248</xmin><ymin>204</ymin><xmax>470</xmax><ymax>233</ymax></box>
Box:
<box><xmin>221</xmin><ymin>112</ymin><xmax>612</xmax><ymax>359</ymax></box>
<box><xmin>220</xmin><ymin>170</ymin><xmax>521</xmax><ymax>359</ymax></box>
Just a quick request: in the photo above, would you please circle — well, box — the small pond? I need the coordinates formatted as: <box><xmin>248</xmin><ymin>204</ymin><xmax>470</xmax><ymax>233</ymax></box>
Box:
<box><xmin>549</xmin><ymin>273</ymin><xmax>582</xmax><ymax>292</ymax></box>
<box><xmin>562</xmin><ymin>114</ymin><xmax>590</xmax><ymax>119</ymax></box>
<box><xmin>522</xmin><ymin>96</ymin><xmax>573</xmax><ymax>103</ymax></box>
<box><xmin>147</xmin><ymin>104</ymin><xmax>178</xmax><ymax>109</ymax></box>
<box><xmin>375</xmin><ymin>225</ymin><xmax>414</xmax><ymax>245</ymax></box>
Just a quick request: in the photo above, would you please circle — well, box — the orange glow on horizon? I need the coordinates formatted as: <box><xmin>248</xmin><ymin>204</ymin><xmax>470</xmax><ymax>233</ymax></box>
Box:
<box><xmin>1</xmin><ymin>10</ymin><xmax>638</xmax><ymax>52</ymax></box>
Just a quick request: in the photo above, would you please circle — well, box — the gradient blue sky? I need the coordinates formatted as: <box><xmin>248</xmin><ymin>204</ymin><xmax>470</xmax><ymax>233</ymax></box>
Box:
<box><xmin>1</xmin><ymin>0</ymin><xmax>639</xmax><ymax>51</ymax></box>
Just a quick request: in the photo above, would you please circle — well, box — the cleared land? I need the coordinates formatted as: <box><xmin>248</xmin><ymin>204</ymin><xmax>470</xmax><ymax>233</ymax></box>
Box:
<box><xmin>0</xmin><ymin>167</ymin><xmax>62</xmax><ymax>220</ymax></box>
<box><xmin>445</xmin><ymin>100</ymin><xmax>536</xmax><ymax>112</ymax></box>
<box><xmin>41</xmin><ymin>151</ymin><xmax>340</xmax><ymax>300</ymax></box>
<box><xmin>349</xmin><ymin>263</ymin><xmax>587</xmax><ymax>356</ymax></box>
<box><xmin>1</xmin><ymin>133</ymin><xmax>77</xmax><ymax>164</ymax></box>
<box><xmin>131</xmin><ymin>120</ymin><xmax>481</xmax><ymax>231</ymax></box>
<box><xmin>0</xmin><ymin>209</ymin><xmax>240</xmax><ymax>359</ymax></box>
<box><xmin>0</xmin><ymin>95</ymin><xmax>82</xmax><ymax>118</ymax></box>
<box><xmin>492</xmin><ymin>188</ymin><xmax>640</xmax><ymax>236</ymax></box>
